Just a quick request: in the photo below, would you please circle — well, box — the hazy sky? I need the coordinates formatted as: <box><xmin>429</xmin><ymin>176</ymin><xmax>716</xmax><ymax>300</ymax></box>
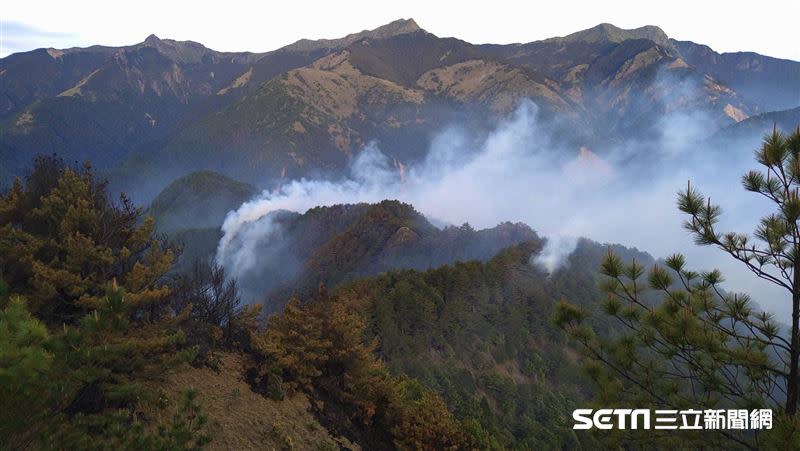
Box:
<box><xmin>2</xmin><ymin>0</ymin><xmax>799</xmax><ymax>60</ymax></box>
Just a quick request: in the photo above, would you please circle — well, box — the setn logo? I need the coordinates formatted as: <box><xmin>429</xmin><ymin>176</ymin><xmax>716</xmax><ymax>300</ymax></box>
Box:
<box><xmin>573</xmin><ymin>408</ymin><xmax>773</xmax><ymax>430</ymax></box>
<box><xmin>573</xmin><ymin>409</ymin><xmax>650</xmax><ymax>430</ymax></box>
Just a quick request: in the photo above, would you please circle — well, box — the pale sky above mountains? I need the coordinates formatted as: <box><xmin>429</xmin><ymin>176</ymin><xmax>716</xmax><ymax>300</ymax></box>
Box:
<box><xmin>2</xmin><ymin>0</ymin><xmax>799</xmax><ymax>60</ymax></box>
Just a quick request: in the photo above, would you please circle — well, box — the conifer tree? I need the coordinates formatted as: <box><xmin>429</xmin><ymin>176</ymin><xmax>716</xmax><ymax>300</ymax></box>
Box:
<box><xmin>680</xmin><ymin>127</ymin><xmax>800</xmax><ymax>416</ymax></box>
<box><xmin>556</xmin><ymin>127</ymin><xmax>800</xmax><ymax>449</ymax></box>
<box><xmin>0</xmin><ymin>156</ymin><xmax>211</xmax><ymax>449</ymax></box>
<box><xmin>0</xmin><ymin>297</ymin><xmax>53</xmax><ymax>449</ymax></box>
<box><xmin>252</xmin><ymin>290</ymin><xmax>472</xmax><ymax>449</ymax></box>
<box><xmin>0</xmin><ymin>156</ymin><xmax>174</xmax><ymax>323</ymax></box>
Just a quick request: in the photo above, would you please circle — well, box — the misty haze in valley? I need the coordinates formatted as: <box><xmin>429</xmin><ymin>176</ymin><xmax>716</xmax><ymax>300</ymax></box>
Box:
<box><xmin>2</xmin><ymin>15</ymin><xmax>800</xmax><ymax>450</ymax></box>
<box><xmin>4</xmin><ymin>19</ymin><xmax>794</xmax><ymax>312</ymax></box>
<box><xmin>216</xmin><ymin>94</ymin><xmax>788</xmax><ymax>315</ymax></box>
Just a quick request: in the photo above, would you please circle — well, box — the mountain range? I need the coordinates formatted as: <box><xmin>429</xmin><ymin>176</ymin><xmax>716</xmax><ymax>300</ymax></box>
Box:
<box><xmin>2</xmin><ymin>19</ymin><xmax>798</xmax><ymax>200</ymax></box>
<box><xmin>3</xmin><ymin>19</ymin><xmax>798</xmax><ymax>449</ymax></box>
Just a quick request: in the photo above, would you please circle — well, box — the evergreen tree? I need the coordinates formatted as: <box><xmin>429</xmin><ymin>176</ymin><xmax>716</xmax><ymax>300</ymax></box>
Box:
<box><xmin>0</xmin><ymin>155</ymin><xmax>174</xmax><ymax>323</ymax></box>
<box><xmin>0</xmin><ymin>297</ymin><xmax>53</xmax><ymax>449</ymax></box>
<box><xmin>251</xmin><ymin>290</ymin><xmax>472</xmax><ymax>449</ymax></box>
<box><xmin>556</xmin><ymin>127</ymin><xmax>800</xmax><ymax>449</ymax></box>
<box><xmin>680</xmin><ymin>127</ymin><xmax>800</xmax><ymax>416</ymax></box>
<box><xmin>0</xmin><ymin>156</ymin><xmax>211</xmax><ymax>449</ymax></box>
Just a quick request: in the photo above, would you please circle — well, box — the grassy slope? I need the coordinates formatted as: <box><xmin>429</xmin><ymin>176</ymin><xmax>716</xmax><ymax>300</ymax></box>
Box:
<box><xmin>155</xmin><ymin>353</ymin><xmax>359</xmax><ymax>451</ymax></box>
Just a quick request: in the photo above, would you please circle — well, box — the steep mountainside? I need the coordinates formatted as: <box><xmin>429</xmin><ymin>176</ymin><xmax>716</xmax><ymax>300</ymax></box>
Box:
<box><xmin>545</xmin><ymin>23</ymin><xmax>674</xmax><ymax>47</ymax></box>
<box><xmin>281</xmin><ymin>18</ymin><xmax>423</xmax><ymax>53</ymax></box>
<box><xmin>2</xmin><ymin>20</ymin><xmax>797</xmax><ymax>197</ymax></box>
<box><xmin>0</xmin><ymin>150</ymin><xmax>672</xmax><ymax>449</ymax></box>
<box><xmin>674</xmin><ymin>40</ymin><xmax>800</xmax><ymax>111</ymax></box>
<box><xmin>713</xmin><ymin>106</ymin><xmax>800</xmax><ymax>149</ymax></box>
<box><xmin>157</xmin><ymin>352</ymin><xmax>357</xmax><ymax>450</ymax></box>
<box><xmin>0</xmin><ymin>37</ymin><xmax>267</xmax><ymax>178</ymax></box>
<box><xmin>0</xmin><ymin>21</ymin><xmax>421</xmax><ymax>184</ymax></box>
<box><xmin>124</xmin><ymin>22</ymin><xmax>784</xmax><ymax>190</ymax></box>
<box><xmin>480</xmin><ymin>24</ymin><xmax>762</xmax><ymax>137</ymax></box>
<box><xmin>142</xmin><ymin>30</ymin><xmax>572</xmax><ymax>187</ymax></box>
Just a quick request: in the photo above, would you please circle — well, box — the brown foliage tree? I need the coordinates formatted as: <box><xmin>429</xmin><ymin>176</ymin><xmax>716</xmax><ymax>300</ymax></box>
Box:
<box><xmin>0</xmin><ymin>155</ymin><xmax>174</xmax><ymax>323</ymax></box>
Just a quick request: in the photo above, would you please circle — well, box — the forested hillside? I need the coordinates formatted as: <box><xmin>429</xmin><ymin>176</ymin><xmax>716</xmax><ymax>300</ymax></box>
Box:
<box><xmin>213</xmin><ymin>200</ymin><xmax>544</xmax><ymax>307</ymax></box>
<box><xmin>2</xmin><ymin>15</ymin><xmax>799</xmax><ymax>450</ymax></box>
<box><xmin>0</xmin><ymin>155</ymin><xmax>655</xmax><ymax>449</ymax></box>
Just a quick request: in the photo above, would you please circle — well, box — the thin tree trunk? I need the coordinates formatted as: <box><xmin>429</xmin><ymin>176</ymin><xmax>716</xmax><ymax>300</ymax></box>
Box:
<box><xmin>786</xmin><ymin>266</ymin><xmax>800</xmax><ymax>415</ymax></box>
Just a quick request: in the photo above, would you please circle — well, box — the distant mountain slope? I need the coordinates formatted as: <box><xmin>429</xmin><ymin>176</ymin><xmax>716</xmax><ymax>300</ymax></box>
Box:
<box><xmin>146</xmin><ymin>21</ymin><xmax>769</xmax><ymax>187</ymax></box>
<box><xmin>713</xmin><ymin>107</ymin><xmax>800</xmax><ymax>148</ymax></box>
<box><xmin>3</xmin><ymin>19</ymin><xmax>797</xmax><ymax>195</ymax></box>
<box><xmin>0</xmin><ymin>38</ymin><xmax>266</xmax><ymax>181</ymax></box>
<box><xmin>0</xmin><ymin>24</ymin><xmax>419</xmax><ymax>185</ymax></box>
<box><xmin>545</xmin><ymin>22</ymin><xmax>673</xmax><ymax>48</ymax></box>
<box><xmin>145</xmin><ymin>30</ymin><xmax>572</xmax><ymax>186</ymax></box>
<box><xmin>481</xmin><ymin>26</ymin><xmax>757</xmax><ymax>137</ymax></box>
<box><xmin>148</xmin><ymin>170</ymin><xmax>257</xmax><ymax>232</ymax></box>
<box><xmin>674</xmin><ymin>40</ymin><xmax>800</xmax><ymax>111</ymax></box>
<box><xmin>281</xmin><ymin>18</ymin><xmax>422</xmax><ymax>53</ymax></box>
<box><xmin>0</xmin><ymin>48</ymin><xmax>112</xmax><ymax>120</ymax></box>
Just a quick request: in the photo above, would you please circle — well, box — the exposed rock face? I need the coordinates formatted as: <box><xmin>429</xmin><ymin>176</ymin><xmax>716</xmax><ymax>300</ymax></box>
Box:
<box><xmin>724</xmin><ymin>103</ymin><xmax>749</xmax><ymax>122</ymax></box>
<box><xmin>2</xmin><ymin>19</ymin><xmax>797</xmax><ymax>196</ymax></box>
<box><xmin>386</xmin><ymin>226</ymin><xmax>421</xmax><ymax>250</ymax></box>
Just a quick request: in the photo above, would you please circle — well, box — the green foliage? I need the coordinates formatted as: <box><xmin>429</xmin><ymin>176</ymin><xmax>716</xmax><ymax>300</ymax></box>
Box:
<box><xmin>0</xmin><ymin>272</ymin><xmax>8</xmax><ymax>298</ymax></box>
<box><xmin>558</xmin><ymin>248</ymin><xmax>798</xmax><ymax>448</ymax></box>
<box><xmin>257</xmin><ymin>200</ymin><xmax>539</xmax><ymax>307</ymax></box>
<box><xmin>0</xmin><ymin>297</ymin><xmax>53</xmax><ymax>446</ymax></box>
<box><xmin>148</xmin><ymin>171</ymin><xmax>256</xmax><ymax>233</ymax></box>
<box><xmin>0</xmin><ymin>157</ymin><xmax>212</xmax><ymax>449</ymax></box>
<box><xmin>0</xmin><ymin>155</ymin><xmax>174</xmax><ymax>324</ymax></box>
<box><xmin>48</xmin><ymin>390</ymin><xmax>211</xmax><ymax>450</ymax></box>
<box><xmin>254</xmin><ymin>297</ymin><xmax>331</xmax><ymax>391</ymax></box>
<box><xmin>251</xmin><ymin>289</ymin><xmax>472</xmax><ymax>450</ymax></box>
<box><xmin>332</xmin><ymin>242</ymin><xmax>601</xmax><ymax>449</ymax></box>
<box><xmin>557</xmin><ymin>126</ymin><xmax>800</xmax><ymax>449</ymax></box>
<box><xmin>677</xmin><ymin>126</ymin><xmax>800</xmax><ymax>417</ymax></box>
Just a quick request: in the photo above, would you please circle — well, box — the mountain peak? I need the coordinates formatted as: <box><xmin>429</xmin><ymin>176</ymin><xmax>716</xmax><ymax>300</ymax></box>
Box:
<box><xmin>144</xmin><ymin>34</ymin><xmax>162</xmax><ymax>45</ymax></box>
<box><xmin>545</xmin><ymin>23</ymin><xmax>671</xmax><ymax>47</ymax></box>
<box><xmin>135</xmin><ymin>34</ymin><xmax>230</xmax><ymax>64</ymax></box>
<box><xmin>370</xmin><ymin>18</ymin><xmax>421</xmax><ymax>37</ymax></box>
<box><xmin>280</xmin><ymin>18</ymin><xmax>424</xmax><ymax>53</ymax></box>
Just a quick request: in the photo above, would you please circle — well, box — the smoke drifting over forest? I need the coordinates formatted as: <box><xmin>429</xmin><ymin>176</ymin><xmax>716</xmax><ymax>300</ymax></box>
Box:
<box><xmin>216</xmin><ymin>98</ymin><xmax>786</xmax><ymax>314</ymax></box>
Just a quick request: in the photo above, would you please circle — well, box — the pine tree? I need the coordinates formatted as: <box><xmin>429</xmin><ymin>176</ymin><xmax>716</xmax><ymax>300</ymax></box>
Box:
<box><xmin>0</xmin><ymin>156</ymin><xmax>174</xmax><ymax>324</ymax></box>
<box><xmin>0</xmin><ymin>156</ymin><xmax>212</xmax><ymax>449</ymax></box>
<box><xmin>252</xmin><ymin>290</ymin><xmax>472</xmax><ymax>449</ymax></box>
<box><xmin>252</xmin><ymin>297</ymin><xmax>332</xmax><ymax>391</ymax></box>
<box><xmin>556</xmin><ymin>126</ymin><xmax>800</xmax><ymax>449</ymax></box>
<box><xmin>0</xmin><ymin>297</ymin><xmax>53</xmax><ymax>449</ymax></box>
<box><xmin>680</xmin><ymin>126</ymin><xmax>800</xmax><ymax>416</ymax></box>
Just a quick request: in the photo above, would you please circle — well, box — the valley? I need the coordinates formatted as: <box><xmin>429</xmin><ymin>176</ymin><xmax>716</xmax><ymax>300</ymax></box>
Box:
<box><xmin>1</xmin><ymin>14</ymin><xmax>799</xmax><ymax>450</ymax></box>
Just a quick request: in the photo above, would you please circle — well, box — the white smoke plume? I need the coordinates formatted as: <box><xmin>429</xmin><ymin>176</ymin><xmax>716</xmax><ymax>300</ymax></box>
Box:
<box><xmin>531</xmin><ymin>235</ymin><xmax>580</xmax><ymax>274</ymax></box>
<box><xmin>217</xmin><ymin>98</ymin><xmax>787</xmax><ymax>315</ymax></box>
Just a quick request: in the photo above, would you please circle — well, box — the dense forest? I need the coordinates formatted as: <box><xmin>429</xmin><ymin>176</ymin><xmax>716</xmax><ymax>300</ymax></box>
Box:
<box><xmin>0</xmin><ymin>154</ymin><xmax>621</xmax><ymax>449</ymax></box>
<box><xmin>5</xmin><ymin>128</ymin><xmax>800</xmax><ymax>450</ymax></box>
<box><xmin>2</xmin><ymin>14</ymin><xmax>800</xmax><ymax>449</ymax></box>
